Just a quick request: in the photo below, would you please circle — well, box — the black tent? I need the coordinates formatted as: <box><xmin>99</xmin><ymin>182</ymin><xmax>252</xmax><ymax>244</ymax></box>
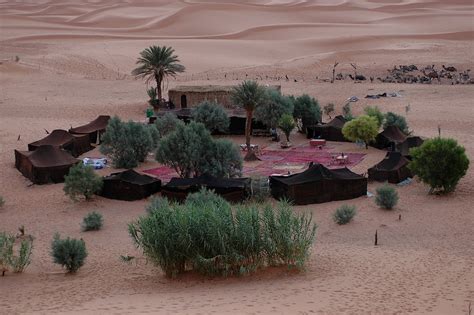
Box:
<box><xmin>69</xmin><ymin>115</ymin><xmax>110</xmax><ymax>144</ymax></box>
<box><xmin>162</xmin><ymin>174</ymin><xmax>250</xmax><ymax>203</ymax></box>
<box><xmin>374</xmin><ymin>125</ymin><xmax>407</xmax><ymax>150</ymax></box>
<box><xmin>15</xmin><ymin>145</ymin><xmax>79</xmax><ymax>184</ymax></box>
<box><xmin>306</xmin><ymin>115</ymin><xmax>348</xmax><ymax>141</ymax></box>
<box><xmin>368</xmin><ymin>152</ymin><xmax>412</xmax><ymax>183</ymax></box>
<box><xmin>270</xmin><ymin>163</ymin><xmax>367</xmax><ymax>205</ymax></box>
<box><xmin>229</xmin><ymin>115</ymin><xmax>246</xmax><ymax>135</ymax></box>
<box><xmin>397</xmin><ymin>136</ymin><xmax>424</xmax><ymax>158</ymax></box>
<box><xmin>99</xmin><ymin>169</ymin><xmax>161</xmax><ymax>201</ymax></box>
<box><xmin>28</xmin><ymin>129</ymin><xmax>92</xmax><ymax>157</ymax></box>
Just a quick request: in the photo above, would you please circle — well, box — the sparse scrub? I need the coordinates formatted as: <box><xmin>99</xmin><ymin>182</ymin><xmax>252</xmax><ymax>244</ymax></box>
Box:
<box><xmin>129</xmin><ymin>191</ymin><xmax>316</xmax><ymax>277</ymax></box>
<box><xmin>375</xmin><ymin>184</ymin><xmax>399</xmax><ymax>210</ymax></box>
<box><xmin>51</xmin><ymin>233</ymin><xmax>87</xmax><ymax>273</ymax></box>
<box><xmin>63</xmin><ymin>164</ymin><xmax>103</xmax><ymax>201</ymax></box>
<box><xmin>342</xmin><ymin>102</ymin><xmax>354</xmax><ymax>121</ymax></box>
<box><xmin>323</xmin><ymin>103</ymin><xmax>335</xmax><ymax>119</ymax></box>
<box><xmin>81</xmin><ymin>212</ymin><xmax>103</xmax><ymax>231</ymax></box>
<box><xmin>333</xmin><ymin>205</ymin><xmax>357</xmax><ymax>225</ymax></box>
<box><xmin>0</xmin><ymin>231</ymin><xmax>33</xmax><ymax>275</ymax></box>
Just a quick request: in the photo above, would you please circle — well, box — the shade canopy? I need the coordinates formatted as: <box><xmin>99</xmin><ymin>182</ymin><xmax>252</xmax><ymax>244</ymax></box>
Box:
<box><xmin>69</xmin><ymin>115</ymin><xmax>110</xmax><ymax>144</ymax></box>
<box><xmin>99</xmin><ymin>169</ymin><xmax>161</xmax><ymax>201</ymax></box>
<box><xmin>28</xmin><ymin>129</ymin><xmax>92</xmax><ymax>157</ymax></box>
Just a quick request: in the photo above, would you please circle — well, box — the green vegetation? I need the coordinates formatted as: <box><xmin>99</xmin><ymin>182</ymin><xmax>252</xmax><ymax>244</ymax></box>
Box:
<box><xmin>0</xmin><ymin>231</ymin><xmax>33</xmax><ymax>275</ymax></box>
<box><xmin>63</xmin><ymin>164</ymin><xmax>103</xmax><ymax>201</ymax></box>
<box><xmin>375</xmin><ymin>184</ymin><xmax>399</xmax><ymax>210</ymax></box>
<box><xmin>132</xmin><ymin>45</ymin><xmax>185</xmax><ymax>103</ymax></box>
<box><xmin>129</xmin><ymin>191</ymin><xmax>317</xmax><ymax>278</ymax></box>
<box><xmin>81</xmin><ymin>212</ymin><xmax>104</xmax><ymax>232</ymax></box>
<box><xmin>51</xmin><ymin>233</ymin><xmax>87</xmax><ymax>273</ymax></box>
<box><xmin>249</xmin><ymin>177</ymin><xmax>270</xmax><ymax>203</ymax></box>
<box><xmin>333</xmin><ymin>205</ymin><xmax>357</xmax><ymax>225</ymax></box>
<box><xmin>342</xmin><ymin>115</ymin><xmax>379</xmax><ymax>149</ymax></box>
<box><xmin>192</xmin><ymin>101</ymin><xmax>229</xmax><ymax>133</ymax></box>
<box><xmin>154</xmin><ymin>112</ymin><xmax>184</xmax><ymax>138</ymax></box>
<box><xmin>384</xmin><ymin>112</ymin><xmax>409</xmax><ymax>134</ymax></box>
<box><xmin>364</xmin><ymin>106</ymin><xmax>384</xmax><ymax>128</ymax></box>
<box><xmin>254</xmin><ymin>89</ymin><xmax>294</xmax><ymax>129</ymax></box>
<box><xmin>292</xmin><ymin>94</ymin><xmax>321</xmax><ymax>133</ymax></box>
<box><xmin>409</xmin><ymin>138</ymin><xmax>469</xmax><ymax>194</ymax></box>
<box><xmin>323</xmin><ymin>103</ymin><xmax>335</xmax><ymax>120</ymax></box>
<box><xmin>147</xmin><ymin>87</ymin><xmax>159</xmax><ymax>108</ymax></box>
<box><xmin>278</xmin><ymin>114</ymin><xmax>296</xmax><ymax>142</ymax></box>
<box><xmin>342</xmin><ymin>102</ymin><xmax>354</xmax><ymax>121</ymax></box>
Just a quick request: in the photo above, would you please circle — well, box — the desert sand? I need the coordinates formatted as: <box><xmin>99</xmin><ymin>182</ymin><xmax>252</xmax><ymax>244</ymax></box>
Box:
<box><xmin>0</xmin><ymin>0</ymin><xmax>473</xmax><ymax>314</ymax></box>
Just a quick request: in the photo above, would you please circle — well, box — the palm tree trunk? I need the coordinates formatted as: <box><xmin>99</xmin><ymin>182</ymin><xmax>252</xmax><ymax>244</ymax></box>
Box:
<box><xmin>155</xmin><ymin>75</ymin><xmax>162</xmax><ymax>103</ymax></box>
<box><xmin>245</xmin><ymin>109</ymin><xmax>253</xmax><ymax>151</ymax></box>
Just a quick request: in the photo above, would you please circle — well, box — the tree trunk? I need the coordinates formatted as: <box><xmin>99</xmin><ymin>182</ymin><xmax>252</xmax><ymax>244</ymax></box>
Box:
<box><xmin>155</xmin><ymin>75</ymin><xmax>162</xmax><ymax>103</ymax></box>
<box><xmin>245</xmin><ymin>109</ymin><xmax>253</xmax><ymax>151</ymax></box>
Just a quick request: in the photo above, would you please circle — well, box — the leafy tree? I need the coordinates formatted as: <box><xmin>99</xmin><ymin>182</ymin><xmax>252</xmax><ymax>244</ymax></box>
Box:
<box><xmin>156</xmin><ymin>122</ymin><xmax>242</xmax><ymax>178</ymax></box>
<box><xmin>192</xmin><ymin>101</ymin><xmax>229</xmax><ymax>133</ymax></box>
<box><xmin>254</xmin><ymin>90</ymin><xmax>293</xmax><ymax>129</ymax></box>
<box><xmin>51</xmin><ymin>233</ymin><xmax>87</xmax><ymax>273</ymax></box>
<box><xmin>293</xmin><ymin>94</ymin><xmax>321</xmax><ymax>132</ymax></box>
<box><xmin>364</xmin><ymin>106</ymin><xmax>384</xmax><ymax>128</ymax></box>
<box><xmin>64</xmin><ymin>164</ymin><xmax>103</xmax><ymax>201</ymax></box>
<box><xmin>155</xmin><ymin>113</ymin><xmax>184</xmax><ymax>138</ymax></box>
<box><xmin>323</xmin><ymin>103</ymin><xmax>335</xmax><ymax>120</ymax></box>
<box><xmin>333</xmin><ymin>205</ymin><xmax>356</xmax><ymax>225</ymax></box>
<box><xmin>231</xmin><ymin>81</ymin><xmax>267</xmax><ymax>160</ymax></box>
<box><xmin>278</xmin><ymin>114</ymin><xmax>296</xmax><ymax>142</ymax></box>
<box><xmin>375</xmin><ymin>184</ymin><xmax>399</xmax><ymax>210</ymax></box>
<box><xmin>82</xmin><ymin>212</ymin><xmax>104</xmax><ymax>232</ymax></box>
<box><xmin>132</xmin><ymin>46</ymin><xmax>185</xmax><ymax>103</ymax></box>
<box><xmin>100</xmin><ymin>116</ymin><xmax>155</xmax><ymax>168</ymax></box>
<box><xmin>342</xmin><ymin>102</ymin><xmax>354</xmax><ymax>121</ymax></box>
<box><xmin>408</xmin><ymin>138</ymin><xmax>469</xmax><ymax>194</ymax></box>
<box><xmin>342</xmin><ymin>115</ymin><xmax>379</xmax><ymax>149</ymax></box>
<box><xmin>384</xmin><ymin>112</ymin><xmax>408</xmax><ymax>134</ymax></box>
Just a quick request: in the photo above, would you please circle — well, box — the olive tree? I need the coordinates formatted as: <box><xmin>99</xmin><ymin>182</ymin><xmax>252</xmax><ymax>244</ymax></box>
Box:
<box><xmin>192</xmin><ymin>101</ymin><xmax>229</xmax><ymax>133</ymax></box>
<box><xmin>254</xmin><ymin>89</ymin><xmax>294</xmax><ymax>129</ymax></box>
<box><xmin>342</xmin><ymin>115</ymin><xmax>379</xmax><ymax>149</ymax></box>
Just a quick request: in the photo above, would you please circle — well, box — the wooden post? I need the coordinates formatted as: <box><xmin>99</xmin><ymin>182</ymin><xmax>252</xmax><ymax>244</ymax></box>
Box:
<box><xmin>374</xmin><ymin>230</ymin><xmax>378</xmax><ymax>246</ymax></box>
<box><xmin>399</xmin><ymin>214</ymin><xmax>401</xmax><ymax>221</ymax></box>
<box><xmin>331</xmin><ymin>62</ymin><xmax>339</xmax><ymax>83</ymax></box>
<box><xmin>350</xmin><ymin>63</ymin><xmax>358</xmax><ymax>80</ymax></box>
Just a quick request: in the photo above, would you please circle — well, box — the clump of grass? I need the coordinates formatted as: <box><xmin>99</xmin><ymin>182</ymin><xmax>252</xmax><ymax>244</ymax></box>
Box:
<box><xmin>81</xmin><ymin>211</ymin><xmax>103</xmax><ymax>231</ymax></box>
<box><xmin>333</xmin><ymin>205</ymin><xmax>357</xmax><ymax>225</ymax></box>
<box><xmin>375</xmin><ymin>184</ymin><xmax>399</xmax><ymax>210</ymax></box>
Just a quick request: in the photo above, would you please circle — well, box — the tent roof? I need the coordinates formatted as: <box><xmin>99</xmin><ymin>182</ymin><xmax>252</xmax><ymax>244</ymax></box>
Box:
<box><xmin>18</xmin><ymin>145</ymin><xmax>78</xmax><ymax>168</ymax></box>
<box><xmin>29</xmin><ymin>129</ymin><xmax>74</xmax><ymax>148</ymax></box>
<box><xmin>166</xmin><ymin>174</ymin><xmax>249</xmax><ymax>189</ymax></box>
<box><xmin>104</xmin><ymin>169</ymin><xmax>160</xmax><ymax>185</ymax></box>
<box><xmin>379</xmin><ymin>125</ymin><xmax>407</xmax><ymax>143</ymax></box>
<box><xmin>326</xmin><ymin>115</ymin><xmax>347</xmax><ymax>128</ymax></box>
<box><xmin>70</xmin><ymin>115</ymin><xmax>110</xmax><ymax>134</ymax></box>
<box><xmin>271</xmin><ymin>164</ymin><xmax>362</xmax><ymax>186</ymax></box>
<box><xmin>370</xmin><ymin>152</ymin><xmax>410</xmax><ymax>171</ymax></box>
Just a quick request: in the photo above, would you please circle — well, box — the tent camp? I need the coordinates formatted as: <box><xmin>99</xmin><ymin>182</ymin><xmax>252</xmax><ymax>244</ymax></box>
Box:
<box><xmin>69</xmin><ymin>115</ymin><xmax>110</xmax><ymax>144</ymax></box>
<box><xmin>306</xmin><ymin>115</ymin><xmax>348</xmax><ymax>141</ymax></box>
<box><xmin>374</xmin><ymin>125</ymin><xmax>407</xmax><ymax>150</ymax></box>
<box><xmin>28</xmin><ymin>129</ymin><xmax>92</xmax><ymax>157</ymax></box>
<box><xmin>270</xmin><ymin>163</ymin><xmax>367</xmax><ymax>205</ymax></box>
<box><xmin>397</xmin><ymin>136</ymin><xmax>424</xmax><ymax>158</ymax></box>
<box><xmin>229</xmin><ymin>115</ymin><xmax>246</xmax><ymax>135</ymax></box>
<box><xmin>15</xmin><ymin>145</ymin><xmax>79</xmax><ymax>184</ymax></box>
<box><xmin>99</xmin><ymin>169</ymin><xmax>161</xmax><ymax>201</ymax></box>
<box><xmin>368</xmin><ymin>152</ymin><xmax>412</xmax><ymax>183</ymax></box>
<box><xmin>162</xmin><ymin>174</ymin><xmax>250</xmax><ymax>203</ymax></box>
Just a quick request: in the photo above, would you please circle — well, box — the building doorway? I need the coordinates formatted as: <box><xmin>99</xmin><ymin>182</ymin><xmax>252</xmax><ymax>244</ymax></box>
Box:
<box><xmin>180</xmin><ymin>95</ymin><xmax>187</xmax><ymax>108</ymax></box>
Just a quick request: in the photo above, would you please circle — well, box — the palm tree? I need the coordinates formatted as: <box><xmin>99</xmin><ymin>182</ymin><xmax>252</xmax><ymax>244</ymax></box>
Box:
<box><xmin>132</xmin><ymin>46</ymin><xmax>185</xmax><ymax>105</ymax></box>
<box><xmin>231</xmin><ymin>80</ymin><xmax>267</xmax><ymax>160</ymax></box>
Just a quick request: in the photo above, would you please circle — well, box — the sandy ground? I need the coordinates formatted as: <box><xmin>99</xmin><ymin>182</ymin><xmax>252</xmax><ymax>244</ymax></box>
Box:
<box><xmin>0</xmin><ymin>0</ymin><xmax>473</xmax><ymax>314</ymax></box>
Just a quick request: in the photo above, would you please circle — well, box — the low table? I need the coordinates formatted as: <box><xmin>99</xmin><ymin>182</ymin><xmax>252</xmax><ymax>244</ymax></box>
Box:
<box><xmin>310</xmin><ymin>139</ymin><xmax>326</xmax><ymax>147</ymax></box>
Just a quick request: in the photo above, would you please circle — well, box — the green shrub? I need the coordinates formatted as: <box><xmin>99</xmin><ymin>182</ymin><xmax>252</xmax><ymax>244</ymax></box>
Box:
<box><xmin>342</xmin><ymin>115</ymin><xmax>379</xmax><ymax>149</ymax></box>
<box><xmin>278</xmin><ymin>114</ymin><xmax>296</xmax><ymax>142</ymax></box>
<box><xmin>0</xmin><ymin>196</ymin><xmax>4</xmax><ymax>208</ymax></box>
<box><xmin>192</xmin><ymin>101</ymin><xmax>229</xmax><ymax>133</ymax></box>
<box><xmin>409</xmin><ymin>138</ymin><xmax>469</xmax><ymax>194</ymax></box>
<box><xmin>375</xmin><ymin>184</ymin><xmax>399</xmax><ymax>210</ymax></box>
<box><xmin>64</xmin><ymin>164</ymin><xmax>103</xmax><ymax>201</ymax></box>
<box><xmin>100</xmin><ymin>116</ymin><xmax>155</xmax><ymax>168</ymax></box>
<box><xmin>129</xmin><ymin>191</ymin><xmax>316</xmax><ymax>277</ymax></box>
<box><xmin>364</xmin><ymin>106</ymin><xmax>384</xmax><ymax>128</ymax></box>
<box><xmin>250</xmin><ymin>177</ymin><xmax>270</xmax><ymax>203</ymax></box>
<box><xmin>51</xmin><ymin>233</ymin><xmax>87</xmax><ymax>273</ymax></box>
<box><xmin>254</xmin><ymin>90</ymin><xmax>294</xmax><ymax>129</ymax></box>
<box><xmin>333</xmin><ymin>205</ymin><xmax>357</xmax><ymax>225</ymax></box>
<box><xmin>147</xmin><ymin>87</ymin><xmax>159</xmax><ymax>107</ymax></box>
<box><xmin>0</xmin><ymin>232</ymin><xmax>33</xmax><ymax>275</ymax></box>
<box><xmin>292</xmin><ymin>94</ymin><xmax>321</xmax><ymax>132</ymax></box>
<box><xmin>323</xmin><ymin>103</ymin><xmax>335</xmax><ymax>119</ymax></box>
<box><xmin>384</xmin><ymin>112</ymin><xmax>408</xmax><ymax>134</ymax></box>
<box><xmin>342</xmin><ymin>102</ymin><xmax>354</xmax><ymax>121</ymax></box>
<box><xmin>155</xmin><ymin>113</ymin><xmax>184</xmax><ymax>138</ymax></box>
<box><xmin>81</xmin><ymin>212</ymin><xmax>103</xmax><ymax>231</ymax></box>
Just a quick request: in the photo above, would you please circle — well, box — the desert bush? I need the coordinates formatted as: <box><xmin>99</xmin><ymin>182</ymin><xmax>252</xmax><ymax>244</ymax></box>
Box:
<box><xmin>155</xmin><ymin>113</ymin><xmax>184</xmax><ymax>138</ymax></box>
<box><xmin>333</xmin><ymin>205</ymin><xmax>357</xmax><ymax>225</ymax></box>
<box><xmin>145</xmin><ymin>196</ymin><xmax>169</xmax><ymax>214</ymax></box>
<box><xmin>342</xmin><ymin>102</ymin><xmax>354</xmax><ymax>121</ymax></box>
<box><xmin>64</xmin><ymin>164</ymin><xmax>103</xmax><ymax>201</ymax></box>
<box><xmin>51</xmin><ymin>233</ymin><xmax>87</xmax><ymax>273</ymax></box>
<box><xmin>278</xmin><ymin>114</ymin><xmax>296</xmax><ymax>142</ymax></box>
<box><xmin>292</xmin><ymin>94</ymin><xmax>321</xmax><ymax>132</ymax></box>
<box><xmin>250</xmin><ymin>177</ymin><xmax>270</xmax><ymax>203</ymax></box>
<box><xmin>254</xmin><ymin>89</ymin><xmax>294</xmax><ymax>129</ymax></box>
<box><xmin>156</xmin><ymin>122</ymin><xmax>242</xmax><ymax>178</ymax></box>
<box><xmin>100</xmin><ymin>116</ymin><xmax>155</xmax><ymax>168</ymax></box>
<box><xmin>384</xmin><ymin>112</ymin><xmax>409</xmax><ymax>134</ymax></box>
<box><xmin>364</xmin><ymin>106</ymin><xmax>384</xmax><ymax>128</ymax></box>
<box><xmin>81</xmin><ymin>212</ymin><xmax>103</xmax><ymax>231</ymax></box>
<box><xmin>342</xmin><ymin>115</ymin><xmax>379</xmax><ymax>149</ymax></box>
<box><xmin>323</xmin><ymin>103</ymin><xmax>335</xmax><ymax>119</ymax></box>
<box><xmin>0</xmin><ymin>196</ymin><xmax>4</xmax><ymax>208</ymax></box>
<box><xmin>147</xmin><ymin>87</ymin><xmax>159</xmax><ymax>107</ymax></box>
<box><xmin>375</xmin><ymin>184</ymin><xmax>399</xmax><ymax>210</ymax></box>
<box><xmin>0</xmin><ymin>232</ymin><xmax>33</xmax><ymax>275</ymax></box>
<box><xmin>129</xmin><ymin>191</ymin><xmax>316</xmax><ymax>277</ymax></box>
<box><xmin>192</xmin><ymin>101</ymin><xmax>229</xmax><ymax>133</ymax></box>
<box><xmin>409</xmin><ymin>138</ymin><xmax>469</xmax><ymax>194</ymax></box>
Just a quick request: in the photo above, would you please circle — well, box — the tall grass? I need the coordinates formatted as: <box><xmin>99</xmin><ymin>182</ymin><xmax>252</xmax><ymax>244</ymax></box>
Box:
<box><xmin>129</xmin><ymin>189</ymin><xmax>317</xmax><ymax>278</ymax></box>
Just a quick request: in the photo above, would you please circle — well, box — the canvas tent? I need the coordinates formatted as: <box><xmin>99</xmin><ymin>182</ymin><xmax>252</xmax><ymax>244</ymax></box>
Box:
<box><xmin>306</xmin><ymin>115</ymin><xmax>348</xmax><ymax>141</ymax></box>
<box><xmin>28</xmin><ymin>129</ymin><xmax>92</xmax><ymax>157</ymax></box>
<box><xmin>99</xmin><ymin>169</ymin><xmax>161</xmax><ymax>201</ymax></box>
<box><xmin>368</xmin><ymin>152</ymin><xmax>412</xmax><ymax>183</ymax></box>
<box><xmin>69</xmin><ymin>115</ymin><xmax>110</xmax><ymax>144</ymax></box>
<box><xmin>374</xmin><ymin>125</ymin><xmax>407</xmax><ymax>150</ymax></box>
<box><xmin>162</xmin><ymin>174</ymin><xmax>250</xmax><ymax>203</ymax></box>
<box><xmin>397</xmin><ymin>136</ymin><xmax>424</xmax><ymax>158</ymax></box>
<box><xmin>15</xmin><ymin>145</ymin><xmax>79</xmax><ymax>184</ymax></box>
<box><xmin>270</xmin><ymin>163</ymin><xmax>367</xmax><ymax>205</ymax></box>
